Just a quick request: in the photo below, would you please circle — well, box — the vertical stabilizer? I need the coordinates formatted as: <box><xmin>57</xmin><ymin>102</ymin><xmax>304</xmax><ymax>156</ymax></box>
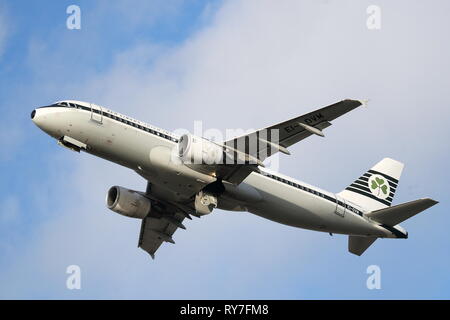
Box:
<box><xmin>338</xmin><ymin>158</ymin><xmax>404</xmax><ymax>211</ymax></box>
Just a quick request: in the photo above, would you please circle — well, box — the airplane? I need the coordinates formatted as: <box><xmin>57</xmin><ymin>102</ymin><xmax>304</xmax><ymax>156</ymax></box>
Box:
<box><xmin>31</xmin><ymin>99</ymin><xmax>438</xmax><ymax>258</ymax></box>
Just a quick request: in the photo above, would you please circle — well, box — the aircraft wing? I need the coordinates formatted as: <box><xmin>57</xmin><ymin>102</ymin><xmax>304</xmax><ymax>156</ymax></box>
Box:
<box><xmin>137</xmin><ymin>188</ymin><xmax>194</xmax><ymax>258</ymax></box>
<box><xmin>223</xmin><ymin>99</ymin><xmax>364</xmax><ymax>162</ymax></box>
<box><xmin>138</xmin><ymin>211</ymin><xmax>187</xmax><ymax>259</ymax></box>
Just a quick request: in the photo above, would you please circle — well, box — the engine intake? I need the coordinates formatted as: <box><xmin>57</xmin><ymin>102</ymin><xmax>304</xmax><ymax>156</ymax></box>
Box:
<box><xmin>106</xmin><ymin>186</ymin><xmax>151</xmax><ymax>219</ymax></box>
<box><xmin>178</xmin><ymin>133</ymin><xmax>224</xmax><ymax>165</ymax></box>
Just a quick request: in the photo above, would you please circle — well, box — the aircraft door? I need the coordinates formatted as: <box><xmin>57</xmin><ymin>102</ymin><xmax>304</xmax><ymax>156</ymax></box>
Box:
<box><xmin>90</xmin><ymin>103</ymin><xmax>103</xmax><ymax>123</ymax></box>
<box><xmin>334</xmin><ymin>195</ymin><xmax>346</xmax><ymax>217</ymax></box>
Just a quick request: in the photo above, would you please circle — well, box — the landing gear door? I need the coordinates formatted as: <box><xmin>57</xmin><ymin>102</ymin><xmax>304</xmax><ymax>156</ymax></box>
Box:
<box><xmin>335</xmin><ymin>195</ymin><xmax>346</xmax><ymax>217</ymax></box>
<box><xmin>90</xmin><ymin>103</ymin><xmax>103</xmax><ymax>124</ymax></box>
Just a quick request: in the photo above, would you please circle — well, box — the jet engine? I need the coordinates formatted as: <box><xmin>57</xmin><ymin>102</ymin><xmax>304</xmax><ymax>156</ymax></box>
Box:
<box><xmin>106</xmin><ymin>186</ymin><xmax>151</xmax><ymax>219</ymax></box>
<box><xmin>178</xmin><ymin>133</ymin><xmax>224</xmax><ymax>165</ymax></box>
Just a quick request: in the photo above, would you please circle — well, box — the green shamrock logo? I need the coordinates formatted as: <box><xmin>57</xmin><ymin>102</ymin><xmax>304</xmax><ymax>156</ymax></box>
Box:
<box><xmin>370</xmin><ymin>177</ymin><xmax>388</xmax><ymax>197</ymax></box>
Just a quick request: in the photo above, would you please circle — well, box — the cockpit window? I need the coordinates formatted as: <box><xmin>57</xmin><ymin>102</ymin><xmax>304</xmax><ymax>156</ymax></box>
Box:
<box><xmin>58</xmin><ymin>102</ymin><xmax>68</xmax><ymax>107</ymax></box>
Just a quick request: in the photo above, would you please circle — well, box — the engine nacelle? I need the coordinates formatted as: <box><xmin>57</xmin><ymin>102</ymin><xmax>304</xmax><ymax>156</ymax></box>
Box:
<box><xmin>106</xmin><ymin>186</ymin><xmax>151</xmax><ymax>219</ymax></box>
<box><xmin>178</xmin><ymin>133</ymin><xmax>224</xmax><ymax>165</ymax></box>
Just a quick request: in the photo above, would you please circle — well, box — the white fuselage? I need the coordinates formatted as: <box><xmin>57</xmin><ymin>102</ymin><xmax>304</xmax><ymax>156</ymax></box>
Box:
<box><xmin>31</xmin><ymin>101</ymin><xmax>400</xmax><ymax>239</ymax></box>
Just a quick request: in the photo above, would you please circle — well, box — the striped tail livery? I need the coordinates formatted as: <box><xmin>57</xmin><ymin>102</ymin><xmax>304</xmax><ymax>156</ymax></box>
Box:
<box><xmin>338</xmin><ymin>158</ymin><xmax>438</xmax><ymax>255</ymax></box>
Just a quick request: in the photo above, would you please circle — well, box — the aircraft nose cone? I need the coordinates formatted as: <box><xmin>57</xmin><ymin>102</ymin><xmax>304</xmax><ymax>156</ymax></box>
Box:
<box><xmin>31</xmin><ymin>107</ymin><xmax>61</xmax><ymax>139</ymax></box>
<box><xmin>31</xmin><ymin>108</ymin><xmax>47</xmax><ymax>131</ymax></box>
<box><xmin>31</xmin><ymin>108</ymin><xmax>41</xmax><ymax>126</ymax></box>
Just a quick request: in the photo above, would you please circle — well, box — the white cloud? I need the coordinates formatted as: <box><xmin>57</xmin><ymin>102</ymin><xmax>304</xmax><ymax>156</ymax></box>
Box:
<box><xmin>2</xmin><ymin>0</ymin><xmax>450</xmax><ymax>298</ymax></box>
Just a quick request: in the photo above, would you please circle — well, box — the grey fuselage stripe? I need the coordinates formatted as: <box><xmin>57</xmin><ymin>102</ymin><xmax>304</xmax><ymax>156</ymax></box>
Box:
<box><xmin>40</xmin><ymin>104</ymin><xmax>179</xmax><ymax>143</ymax></box>
<box><xmin>259</xmin><ymin>171</ymin><xmax>364</xmax><ymax>216</ymax></box>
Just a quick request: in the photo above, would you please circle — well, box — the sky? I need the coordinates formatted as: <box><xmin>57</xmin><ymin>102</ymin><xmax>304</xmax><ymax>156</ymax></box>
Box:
<box><xmin>0</xmin><ymin>0</ymin><xmax>449</xmax><ymax>299</ymax></box>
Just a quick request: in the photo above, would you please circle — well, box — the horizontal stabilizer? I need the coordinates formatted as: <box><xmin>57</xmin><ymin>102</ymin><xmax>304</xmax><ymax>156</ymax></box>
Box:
<box><xmin>366</xmin><ymin>198</ymin><xmax>438</xmax><ymax>226</ymax></box>
<box><xmin>349</xmin><ymin>236</ymin><xmax>377</xmax><ymax>256</ymax></box>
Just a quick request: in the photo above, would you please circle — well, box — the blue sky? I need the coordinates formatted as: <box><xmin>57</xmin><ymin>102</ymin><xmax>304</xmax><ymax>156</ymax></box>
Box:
<box><xmin>0</xmin><ymin>0</ymin><xmax>449</xmax><ymax>299</ymax></box>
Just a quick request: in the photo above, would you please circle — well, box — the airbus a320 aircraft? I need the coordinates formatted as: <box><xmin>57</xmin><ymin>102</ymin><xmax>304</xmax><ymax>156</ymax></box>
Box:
<box><xmin>31</xmin><ymin>99</ymin><xmax>437</xmax><ymax>258</ymax></box>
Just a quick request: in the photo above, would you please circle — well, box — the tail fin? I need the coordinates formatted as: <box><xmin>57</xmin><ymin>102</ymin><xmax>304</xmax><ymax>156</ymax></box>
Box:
<box><xmin>338</xmin><ymin>158</ymin><xmax>404</xmax><ymax>211</ymax></box>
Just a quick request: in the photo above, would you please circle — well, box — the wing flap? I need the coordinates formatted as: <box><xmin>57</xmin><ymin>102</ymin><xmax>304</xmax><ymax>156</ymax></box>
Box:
<box><xmin>219</xmin><ymin>164</ymin><xmax>259</xmax><ymax>185</ymax></box>
<box><xmin>138</xmin><ymin>212</ymin><xmax>186</xmax><ymax>259</ymax></box>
